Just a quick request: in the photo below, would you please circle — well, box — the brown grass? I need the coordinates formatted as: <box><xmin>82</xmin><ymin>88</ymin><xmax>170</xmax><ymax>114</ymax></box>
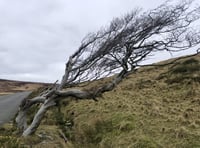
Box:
<box><xmin>1</xmin><ymin>54</ymin><xmax>200</xmax><ymax>147</ymax></box>
<box><xmin>0</xmin><ymin>79</ymin><xmax>50</xmax><ymax>94</ymax></box>
<box><xmin>60</xmin><ymin>55</ymin><xmax>200</xmax><ymax>148</ymax></box>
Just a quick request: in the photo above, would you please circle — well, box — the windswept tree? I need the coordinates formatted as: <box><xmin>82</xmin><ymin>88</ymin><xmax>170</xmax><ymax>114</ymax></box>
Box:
<box><xmin>16</xmin><ymin>0</ymin><xmax>200</xmax><ymax>136</ymax></box>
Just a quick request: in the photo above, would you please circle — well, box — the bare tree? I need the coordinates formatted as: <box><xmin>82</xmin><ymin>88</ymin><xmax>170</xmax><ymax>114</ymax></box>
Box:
<box><xmin>16</xmin><ymin>0</ymin><xmax>200</xmax><ymax>136</ymax></box>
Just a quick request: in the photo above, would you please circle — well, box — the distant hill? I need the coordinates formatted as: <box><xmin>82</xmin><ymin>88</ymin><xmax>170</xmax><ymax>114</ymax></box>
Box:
<box><xmin>0</xmin><ymin>79</ymin><xmax>50</xmax><ymax>95</ymax></box>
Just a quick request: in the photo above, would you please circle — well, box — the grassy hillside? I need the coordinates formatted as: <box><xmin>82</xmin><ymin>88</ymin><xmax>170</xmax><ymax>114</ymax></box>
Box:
<box><xmin>0</xmin><ymin>54</ymin><xmax>200</xmax><ymax>148</ymax></box>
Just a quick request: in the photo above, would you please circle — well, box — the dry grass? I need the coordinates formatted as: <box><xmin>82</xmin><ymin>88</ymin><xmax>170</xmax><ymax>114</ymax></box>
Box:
<box><xmin>0</xmin><ymin>79</ymin><xmax>50</xmax><ymax>94</ymax></box>
<box><xmin>1</xmin><ymin>54</ymin><xmax>200</xmax><ymax>147</ymax></box>
<box><xmin>59</xmin><ymin>55</ymin><xmax>200</xmax><ymax>148</ymax></box>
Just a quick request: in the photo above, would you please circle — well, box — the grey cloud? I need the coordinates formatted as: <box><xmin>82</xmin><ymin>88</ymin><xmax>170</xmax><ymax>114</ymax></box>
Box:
<box><xmin>0</xmin><ymin>0</ymin><xmax>179</xmax><ymax>82</ymax></box>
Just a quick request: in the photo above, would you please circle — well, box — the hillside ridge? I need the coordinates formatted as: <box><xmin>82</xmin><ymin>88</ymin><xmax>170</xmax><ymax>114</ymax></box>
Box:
<box><xmin>0</xmin><ymin>78</ymin><xmax>50</xmax><ymax>95</ymax></box>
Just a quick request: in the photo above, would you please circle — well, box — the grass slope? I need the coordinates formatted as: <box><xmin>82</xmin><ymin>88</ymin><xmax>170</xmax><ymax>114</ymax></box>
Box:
<box><xmin>0</xmin><ymin>54</ymin><xmax>200</xmax><ymax>148</ymax></box>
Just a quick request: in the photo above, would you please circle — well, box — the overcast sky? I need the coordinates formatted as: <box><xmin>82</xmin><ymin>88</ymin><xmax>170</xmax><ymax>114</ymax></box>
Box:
<box><xmin>0</xmin><ymin>0</ymin><xmax>198</xmax><ymax>82</ymax></box>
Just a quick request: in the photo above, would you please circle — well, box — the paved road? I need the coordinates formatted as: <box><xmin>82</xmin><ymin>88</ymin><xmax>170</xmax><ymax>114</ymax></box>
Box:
<box><xmin>0</xmin><ymin>91</ymin><xmax>32</xmax><ymax>125</ymax></box>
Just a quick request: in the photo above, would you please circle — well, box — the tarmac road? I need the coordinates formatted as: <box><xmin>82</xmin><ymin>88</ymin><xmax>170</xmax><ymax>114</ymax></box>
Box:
<box><xmin>0</xmin><ymin>91</ymin><xmax>31</xmax><ymax>125</ymax></box>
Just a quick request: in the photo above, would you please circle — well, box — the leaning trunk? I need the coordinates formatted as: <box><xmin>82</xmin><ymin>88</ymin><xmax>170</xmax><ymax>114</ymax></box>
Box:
<box><xmin>17</xmin><ymin>69</ymin><xmax>128</xmax><ymax>136</ymax></box>
<box><xmin>22</xmin><ymin>98</ymin><xmax>56</xmax><ymax>136</ymax></box>
<box><xmin>15</xmin><ymin>110</ymin><xmax>28</xmax><ymax>133</ymax></box>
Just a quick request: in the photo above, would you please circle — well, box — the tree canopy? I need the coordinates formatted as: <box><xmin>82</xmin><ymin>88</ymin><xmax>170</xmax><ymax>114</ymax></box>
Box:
<box><xmin>60</xmin><ymin>0</ymin><xmax>200</xmax><ymax>88</ymax></box>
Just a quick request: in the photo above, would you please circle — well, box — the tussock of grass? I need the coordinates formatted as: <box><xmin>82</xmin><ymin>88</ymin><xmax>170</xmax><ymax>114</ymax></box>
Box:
<box><xmin>161</xmin><ymin>58</ymin><xmax>200</xmax><ymax>84</ymax></box>
<box><xmin>73</xmin><ymin>113</ymin><xmax>135</xmax><ymax>146</ymax></box>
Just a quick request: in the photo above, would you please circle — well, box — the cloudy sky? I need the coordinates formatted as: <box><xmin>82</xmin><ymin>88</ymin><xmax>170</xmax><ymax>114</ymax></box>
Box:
<box><xmin>0</xmin><ymin>0</ymin><xmax>198</xmax><ymax>82</ymax></box>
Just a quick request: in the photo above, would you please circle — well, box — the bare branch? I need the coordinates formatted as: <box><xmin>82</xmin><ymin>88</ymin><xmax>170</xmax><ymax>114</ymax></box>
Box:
<box><xmin>16</xmin><ymin>0</ymin><xmax>200</xmax><ymax>136</ymax></box>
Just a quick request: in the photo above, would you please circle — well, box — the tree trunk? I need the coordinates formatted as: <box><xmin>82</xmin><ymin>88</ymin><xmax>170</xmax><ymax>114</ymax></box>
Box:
<box><xmin>22</xmin><ymin>99</ymin><xmax>56</xmax><ymax>136</ymax></box>
<box><xmin>15</xmin><ymin>110</ymin><xmax>27</xmax><ymax>133</ymax></box>
<box><xmin>17</xmin><ymin>69</ymin><xmax>128</xmax><ymax>136</ymax></box>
